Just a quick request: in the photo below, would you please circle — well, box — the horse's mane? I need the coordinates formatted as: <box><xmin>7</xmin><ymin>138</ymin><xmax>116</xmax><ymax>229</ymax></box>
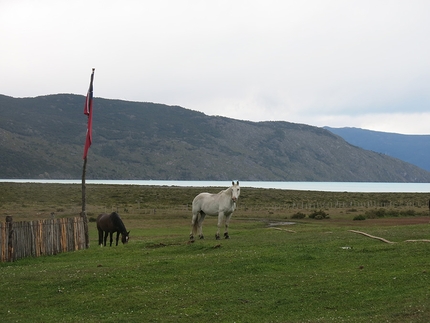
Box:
<box><xmin>218</xmin><ymin>186</ymin><xmax>232</xmax><ymax>195</ymax></box>
<box><xmin>110</xmin><ymin>212</ymin><xmax>127</xmax><ymax>233</ymax></box>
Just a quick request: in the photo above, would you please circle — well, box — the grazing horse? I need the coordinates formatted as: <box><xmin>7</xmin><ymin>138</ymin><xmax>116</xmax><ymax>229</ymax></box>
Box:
<box><xmin>96</xmin><ymin>212</ymin><xmax>130</xmax><ymax>246</ymax></box>
<box><xmin>190</xmin><ymin>181</ymin><xmax>240</xmax><ymax>240</ymax></box>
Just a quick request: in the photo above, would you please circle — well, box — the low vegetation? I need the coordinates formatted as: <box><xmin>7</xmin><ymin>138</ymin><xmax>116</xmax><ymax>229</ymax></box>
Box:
<box><xmin>1</xmin><ymin>183</ymin><xmax>430</xmax><ymax>322</ymax></box>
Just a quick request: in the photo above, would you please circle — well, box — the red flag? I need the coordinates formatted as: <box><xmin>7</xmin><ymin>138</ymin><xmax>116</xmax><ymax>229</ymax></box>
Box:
<box><xmin>83</xmin><ymin>69</ymin><xmax>95</xmax><ymax>159</ymax></box>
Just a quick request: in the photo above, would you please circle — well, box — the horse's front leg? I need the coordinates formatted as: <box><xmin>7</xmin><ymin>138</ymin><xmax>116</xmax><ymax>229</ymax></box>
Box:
<box><xmin>216</xmin><ymin>212</ymin><xmax>225</xmax><ymax>240</ymax></box>
<box><xmin>224</xmin><ymin>214</ymin><xmax>232</xmax><ymax>239</ymax></box>
<box><xmin>115</xmin><ymin>232</ymin><xmax>120</xmax><ymax>246</ymax></box>
<box><xmin>109</xmin><ymin>232</ymin><xmax>114</xmax><ymax>246</ymax></box>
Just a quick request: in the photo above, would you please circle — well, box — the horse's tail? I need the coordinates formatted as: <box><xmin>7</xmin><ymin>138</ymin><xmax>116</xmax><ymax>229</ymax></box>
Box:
<box><xmin>192</xmin><ymin>212</ymin><xmax>200</xmax><ymax>236</ymax></box>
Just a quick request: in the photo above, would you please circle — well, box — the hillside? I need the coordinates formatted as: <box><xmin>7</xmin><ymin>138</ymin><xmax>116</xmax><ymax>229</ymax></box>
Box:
<box><xmin>1</xmin><ymin>94</ymin><xmax>430</xmax><ymax>182</ymax></box>
<box><xmin>325</xmin><ymin>127</ymin><xmax>430</xmax><ymax>172</ymax></box>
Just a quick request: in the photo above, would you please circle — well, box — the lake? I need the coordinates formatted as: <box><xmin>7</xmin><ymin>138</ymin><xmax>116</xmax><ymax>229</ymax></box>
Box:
<box><xmin>1</xmin><ymin>179</ymin><xmax>430</xmax><ymax>193</ymax></box>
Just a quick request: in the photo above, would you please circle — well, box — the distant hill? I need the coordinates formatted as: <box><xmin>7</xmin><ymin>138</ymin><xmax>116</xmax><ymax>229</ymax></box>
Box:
<box><xmin>1</xmin><ymin>94</ymin><xmax>430</xmax><ymax>182</ymax></box>
<box><xmin>324</xmin><ymin>127</ymin><xmax>430</xmax><ymax>172</ymax></box>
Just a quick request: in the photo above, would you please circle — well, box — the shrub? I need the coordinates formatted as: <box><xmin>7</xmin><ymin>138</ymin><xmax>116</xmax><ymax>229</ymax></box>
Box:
<box><xmin>291</xmin><ymin>212</ymin><xmax>306</xmax><ymax>219</ymax></box>
<box><xmin>365</xmin><ymin>208</ymin><xmax>420</xmax><ymax>219</ymax></box>
<box><xmin>353</xmin><ymin>215</ymin><xmax>366</xmax><ymax>221</ymax></box>
<box><xmin>309</xmin><ymin>209</ymin><xmax>330</xmax><ymax>220</ymax></box>
<box><xmin>400</xmin><ymin>209</ymin><xmax>417</xmax><ymax>217</ymax></box>
<box><xmin>364</xmin><ymin>208</ymin><xmax>386</xmax><ymax>219</ymax></box>
<box><xmin>385</xmin><ymin>209</ymin><xmax>400</xmax><ymax>217</ymax></box>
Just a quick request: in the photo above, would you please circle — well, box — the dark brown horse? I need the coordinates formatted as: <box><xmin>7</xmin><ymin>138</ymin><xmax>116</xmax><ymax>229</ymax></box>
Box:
<box><xmin>96</xmin><ymin>212</ymin><xmax>130</xmax><ymax>246</ymax></box>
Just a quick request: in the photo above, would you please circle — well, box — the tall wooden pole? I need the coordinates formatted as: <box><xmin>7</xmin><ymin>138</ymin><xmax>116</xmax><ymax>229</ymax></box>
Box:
<box><xmin>81</xmin><ymin>157</ymin><xmax>89</xmax><ymax>248</ymax></box>
<box><xmin>81</xmin><ymin>68</ymin><xmax>94</xmax><ymax>249</ymax></box>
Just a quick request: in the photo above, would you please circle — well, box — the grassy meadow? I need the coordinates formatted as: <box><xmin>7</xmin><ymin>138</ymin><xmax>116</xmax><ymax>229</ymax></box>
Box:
<box><xmin>1</xmin><ymin>182</ymin><xmax>430</xmax><ymax>322</ymax></box>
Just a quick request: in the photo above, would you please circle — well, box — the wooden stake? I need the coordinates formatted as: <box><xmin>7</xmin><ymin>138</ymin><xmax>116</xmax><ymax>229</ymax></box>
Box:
<box><xmin>348</xmin><ymin>230</ymin><xmax>395</xmax><ymax>244</ymax></box>
<box><xmin>405</xmin><ymin>239</ymin><xmax>430</xmax><ymax>243</ymax></box>
<box><xmin>270</xmin><ymin>227</ymin><xmax>296</xmax><ymax>233</ymax></box>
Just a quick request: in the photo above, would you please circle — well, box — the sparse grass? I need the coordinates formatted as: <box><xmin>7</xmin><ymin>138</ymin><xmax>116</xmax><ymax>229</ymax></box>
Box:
<box><xmin>1</xmin><ymin>183</ymin><xmax>430</xmax><ymax>322</ymax></box>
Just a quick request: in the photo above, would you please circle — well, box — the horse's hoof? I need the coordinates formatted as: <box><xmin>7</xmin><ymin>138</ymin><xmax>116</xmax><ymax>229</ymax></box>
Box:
<box><xmin>189</xmin><ymin>235</ymin><xmax>194</xmax><ymax>241</ymax></box>
<box><xmin>224</xmin><ymin>232</ymin><xmax>230</xmax><ymax>239</ymax></box>
<box><xmin>199</xmin><ymin>235</ymin><xmax>204</xmax><ymax>240</ymax></box>
<box><xmin>215</xmin><ymin>234</ymin><xmax>220</xmax><ymax>240</ymax></box>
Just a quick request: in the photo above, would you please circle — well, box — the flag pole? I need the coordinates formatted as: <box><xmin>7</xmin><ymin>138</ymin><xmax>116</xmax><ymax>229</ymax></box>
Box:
<box><xmin>81</xmin><ymin>68</ymin><xmax>95</xmax><ymax>249</ymax></box>
<box><xmin>81</xmin><ymin>156</ymin><xmax>89</xmax><ymax>248</ymax></box>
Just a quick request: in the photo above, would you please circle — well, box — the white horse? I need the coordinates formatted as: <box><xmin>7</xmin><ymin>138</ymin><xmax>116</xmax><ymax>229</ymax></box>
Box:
<box><xmin>190</xmin><ymin>181</ymin><xmax>240</xmax><ymax>241</ymax></box>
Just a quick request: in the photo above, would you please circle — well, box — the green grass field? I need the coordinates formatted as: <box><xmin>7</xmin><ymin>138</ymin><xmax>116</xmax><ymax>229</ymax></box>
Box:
<box><xmin>1</xmin><ymin>183</ymin><xmax>430</xmax><ymax>322</ymax></box>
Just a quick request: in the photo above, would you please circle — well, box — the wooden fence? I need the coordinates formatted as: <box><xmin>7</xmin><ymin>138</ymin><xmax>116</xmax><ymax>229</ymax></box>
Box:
<box><xmin>0</xmin><ymin>216</ymin><xmax>86</xmax><ymax>262</ymax></box>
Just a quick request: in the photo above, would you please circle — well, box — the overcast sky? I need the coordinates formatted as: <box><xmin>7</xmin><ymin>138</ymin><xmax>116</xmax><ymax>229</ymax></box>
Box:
<box><xmin>1</xmin><ymin>0</ymin><xmax>429</xmax><ymax>134</ymax></box>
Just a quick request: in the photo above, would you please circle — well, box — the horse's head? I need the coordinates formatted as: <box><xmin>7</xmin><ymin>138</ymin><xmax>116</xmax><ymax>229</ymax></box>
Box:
<box><xmin>121</xmin><ymin>231</ymin><xmax>130</xmax><ymax>244</ymax></box>
<box><xmin>231</xmin><ymin>180</ymin><xmax>240</xmax><ymax>202</ymax></box>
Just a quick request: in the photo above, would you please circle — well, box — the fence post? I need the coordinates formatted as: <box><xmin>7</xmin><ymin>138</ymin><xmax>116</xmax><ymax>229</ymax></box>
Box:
<box><xmin>6</xmin><ymin>216</ymin><xmax>13</xmax><ymax>262</ymax></box>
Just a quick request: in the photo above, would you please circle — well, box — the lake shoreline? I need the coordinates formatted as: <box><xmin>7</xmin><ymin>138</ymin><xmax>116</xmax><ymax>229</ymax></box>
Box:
<box><xmin>1</xmin><ymin>179</ymin><xmax>430</xmax><ymax>193</ymax></box>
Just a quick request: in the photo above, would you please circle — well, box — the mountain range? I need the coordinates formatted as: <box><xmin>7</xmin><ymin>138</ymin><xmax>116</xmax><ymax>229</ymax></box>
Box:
<box><xmin>324</xmin><ymin>127</ymin><xmax>430</xmax><ymax>173</ymax></box>
<box><xmin>1</xmin><ymin>93</ymin><xmax>429</xmax><ymax>182</ymax></box>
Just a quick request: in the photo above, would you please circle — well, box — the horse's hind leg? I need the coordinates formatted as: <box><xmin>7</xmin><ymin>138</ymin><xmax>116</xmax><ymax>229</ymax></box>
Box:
<box><xmin>98</xmin><ymin>229</ymin><xmax>103</xmax><ymax>246</ymax></box>
<box><xmin>103</xmin><ymin>232</ymin><xmax>108</xmax><ymax>246</ymax></box>
<box><xmin>197</xmin><ymin>211</ymin><xmax>206</xmax><ymax>239</ymax></box>
<box><xmin>190</xmin><ymin>212</ymin><xmax>198</xmax><ymax>241</ymax></box>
